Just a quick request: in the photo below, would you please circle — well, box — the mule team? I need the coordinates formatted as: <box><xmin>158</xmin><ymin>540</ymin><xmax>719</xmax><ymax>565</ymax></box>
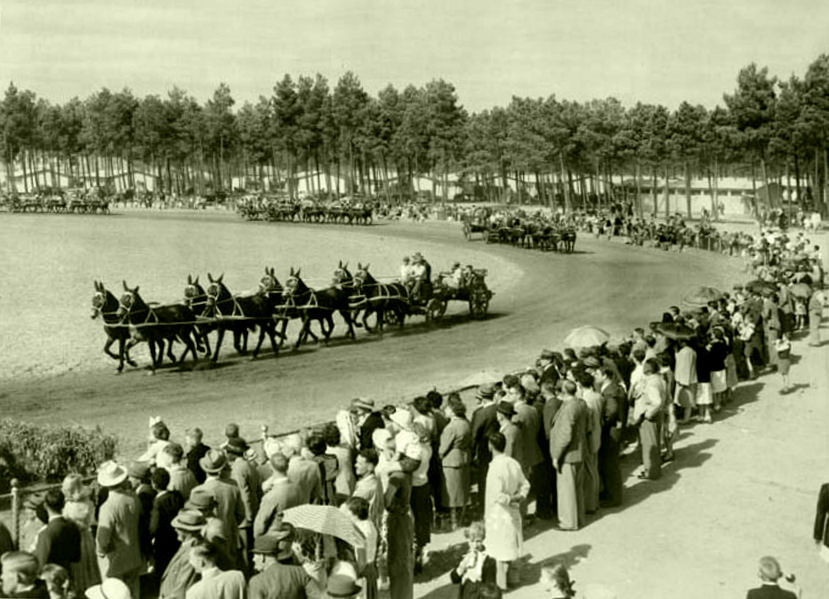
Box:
<box><xmin>91</xmin><ymin>261</ymin><xmax>443</xmax><ymax>373</ymax></box>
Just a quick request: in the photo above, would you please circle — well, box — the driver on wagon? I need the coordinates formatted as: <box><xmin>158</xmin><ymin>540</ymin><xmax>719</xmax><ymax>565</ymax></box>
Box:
<box><xmin>400</xmin><ymin>256</ymin><xmax>413</xmax><ymax>284</ymax></box>
<box><xmin>409</xmin><ymin>252</ymin><xmax>429</xmax><ymax>300</ymax></box>
<box><xmin>445</xmin><ymin>262</ymin><xmax>463</xmax><ymax>289</ymax></box>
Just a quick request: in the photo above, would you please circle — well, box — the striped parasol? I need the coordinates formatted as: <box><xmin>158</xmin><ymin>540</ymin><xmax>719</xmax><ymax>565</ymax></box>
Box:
<box><xmin>282</xmin><ymin>504</ymin><xmax>366</xmax><ymax>548</ymax></box>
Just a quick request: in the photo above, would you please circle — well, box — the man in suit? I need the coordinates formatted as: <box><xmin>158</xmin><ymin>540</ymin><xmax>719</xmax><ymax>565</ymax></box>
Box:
<box><xmin>254</xmin><ymin>453</ymin><xmax>303</xmax><ymax>538</ymax></box>
<box><xmin>812</xmin><ymin>481</ymin><xmax>829</xmax><ymax>561</ymax></box>
<box><xmin>34</xmin><ymin>489</ymin><xmax>80</xmax><ymax>571</ymax></box>
<box><xmin>538</xmin><ymin>349</ymin><xmax>560</xmax><ymax>388</ymax></box>
<box><xmin>496</xmin><ymin>401</ymin><xmax>522</xmax><ymax>464</ymax></box>
<box><xmin>248</xmin><ymin>525</ymin><xmax>322</xmax><ymax>599</ymax></box>
<box><xmin>594</xmin><ymin>366</ymin><xmax>625</xmax><ymax>507</ymax></box>
<box><xmin>149</xmin><ymin>467</ymin><xmax>184</xmax><ymax>586</ymax></box>
<box><xmin>353</xmin><ymin>398</ymin><xmax>385</xmax><ymax>450</ymax></box>
<box><xmin>535</xmin><ymin>380</ymin><xmax>561</xmax><ymax>520</ymax></box>
<box><xmin>159</xmin><ymin>511</ymin><xmax>203</xmax><ymax>599</ymax></box>
<box><xmin>470</xmin><ymin>384</ymin><xmax>498</xmax><ymax>509</ymax></box>
<box><xmin>286</xmin><ymin>437</ymin><xmax>324</xmax><ymax>505</ymax></box>
<box><xmin>127</xmin><ymin>461</ymin><xmax>156</xmax><ymax>566</ymax></box>
<box><xmin>549</xmin><ymin>380</ymin><xmax>588</xmax><ymax>531</ymax></box>
<box><xmin>225</xmin><ymin>437</ymin><xmax>261</xmax><ymax>573</ymax></box>
<box><xmin>191</xmin><ymin>450</ymin><xmax>246</xmax><ymax>570</ymax></box>
<box><xmin>745</xmin><ymin>556</ymin><xmax>797</xmax><ymax>599</ymax></box>
<box><xmin>512</xmin><ymin>383</ymin><xmax>543</xmax><ymax>520</ymax></box>
<box><xmin>96</xmin><ymin>461</ymin><xmax>144</xmax><ymax>599</ymax></box>
<box><xmin>165</xmin><ymin>443</ymin><xmax>197</xmax><ymax>501</ymax></box>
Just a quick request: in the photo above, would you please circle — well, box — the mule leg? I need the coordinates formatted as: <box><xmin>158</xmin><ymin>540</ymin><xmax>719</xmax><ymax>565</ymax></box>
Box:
<box><xmin>252</xmin><ymin>326</ymin><xmax>267</xmax><ymax>359</ymax></box>
<box><xmin>323</xmin><ymin>315</ymin><xmax>334</xmax><ymax>341</ymax></box>
<box><xmin>166</xmin><ymin>339</ymin><xmax>178</xmax><ymax>364</ymax></box>
<box><xmin>266</xmin><ymin>322</ymin><xmax>279</xmax><ymax>356</ymax></box>
<box><xmin>362</xmin><ymin>307</ymin><xmax>374</xmax><ymax>333</ymax></box>
<box><xmin>103</xmin><ymin>336</ymin><xmax>120</xmax><ymax>361</ymax></box>
<box><xmin>125</xmin><ymin>338</ymin><xmax>139</xmax><ymax>367</ymax></box>
<box><xmin>212</xmin><ymin>327</ymin><xmax>226</xmax><ymax>362</ymax></box>
<box><xmin>148</xmin><ymin>339</ymin><xmax>158</xmax><ymax>374</ymax></box>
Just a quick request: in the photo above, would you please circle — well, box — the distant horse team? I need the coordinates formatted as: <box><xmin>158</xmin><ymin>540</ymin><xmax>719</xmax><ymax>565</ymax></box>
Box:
<box><xmin>90</xmin><ymin>259</ymin><xmax>482</xmax><ymax>373</ymax></box>
<box><xmin>1</xmin><ymin>189</ymin><xmax>111</xmax><ymax>214</ymax></box>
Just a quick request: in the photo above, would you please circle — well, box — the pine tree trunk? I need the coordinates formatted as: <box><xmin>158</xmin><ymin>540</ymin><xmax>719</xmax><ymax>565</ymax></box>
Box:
<box><xmin>635</xmin><ymin>162</ymin><xmax>642</xmax><ymax>217</ymax></box>
<box><xmin>559</xmin><ymin>155</ymin><xmax>571</xmax><ymax>213</ymax></box>
<box><xmin>751</xmin><ymin>161</ymin><xmax>758</xmax><ymax>218</ymax></box>
<box><xmin>712</xmin><ymin>160</ymin><xmax>719</xmax><ymax>221</ymax></box>
<box><xmin>651</xmin><ymin>167</ymin><xmax>658</xmax><ymax>216</ymax></box>
<box><xmin>684</xmin><ymin>160</ymin><xmax>692</xmax><ymax>218</ymax></box>
<box><xmin>663</xmin><ymin>164</ymin><xmax>670</xmax><ymax>219</ymax></box>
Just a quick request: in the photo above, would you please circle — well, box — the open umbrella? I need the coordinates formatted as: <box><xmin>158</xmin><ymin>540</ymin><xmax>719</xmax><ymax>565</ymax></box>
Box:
<box><xmin>282</xmin><ymin>504</ymin><xmax>365</xmax><ymax>548</ymax></box>
<box><xmin>745</xmin><ymin>279</ymin><xmax>777</xmax><ymax>296</ymax></box>
<box><xmin>681</xmin><ymin>286</ymin><xmax>723</xmax><ymax>308</ymax></box>
<box><xmin>652</xmin><ymin>322</ymin><xmax>696</xmax><ymax>340</ymax></box>
<box><xmin>790</xmin><ymin>282</ymin><xmax>812</xmax><ymax>299</ymax></box>
<box><xmin>563</xmin><ymin>326</ymin><xmax>610</xmax><ymax>349</ymax></box>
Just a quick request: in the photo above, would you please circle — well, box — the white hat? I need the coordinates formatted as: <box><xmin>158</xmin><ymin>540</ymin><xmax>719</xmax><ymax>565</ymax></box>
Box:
<box><xmin>389</xmin><ymin>408</ymin><xmax>412</xmax><ymax>431</ymax></box>
<box><xmin>263</xmin><ymin>438</ymin><xmax>282</xmax><ymax>459</ymax></box>
<box><xmin>97</xmin><ymin>461</ymin><xmax>128</xmax><ymax>488</ymax></box>
<box><xmin>86</xmin><ymin>579</ymin><xmax>131</xmax><ymax>599</ymax></box>
<box><xmin>371</xmin><ymin>428</ymin><xmax>393</xmax><ymax>450</ymax></box>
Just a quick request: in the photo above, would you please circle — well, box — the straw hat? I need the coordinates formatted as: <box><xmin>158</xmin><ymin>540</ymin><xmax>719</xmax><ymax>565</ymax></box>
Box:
<box><xmin>97</xmin><ymin>461</ymin><xmax>128</xmax><ymax>488</ymax></box>
<box><xmin>389</xmin><ymin>408</ymin><xmax>413</xmax><ymax>431</ymax></box>
<box><xmin>85</xmin><ymin>579</ymin><xmax>132</xmax><ymax>599</ymax></box>
<box><xmin>171</xmin><ymin>510</ymin><xmax>206</xmax><ymax>532</ymax></box>
<box><xmin>326</xmin><ymin>574</ymin><xmax>362</xmax><ymax>598</ymax></box>
<box><xmin>351</xmin><ymin>397</ymin><xmax>375</xmax><ymax>412</ymax></box>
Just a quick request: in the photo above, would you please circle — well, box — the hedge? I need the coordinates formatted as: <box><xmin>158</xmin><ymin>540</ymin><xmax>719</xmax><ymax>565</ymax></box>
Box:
<box><xmin>0</xmin><ymin>418</ymin><xmax>118</xmax><ymax>486</ymax></box>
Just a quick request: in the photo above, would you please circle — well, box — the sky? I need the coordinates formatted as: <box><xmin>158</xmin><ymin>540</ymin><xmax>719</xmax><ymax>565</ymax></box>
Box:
<box><xmin>0</xmin><ymin>0</ymin><xmax>826</xmax><ymax>112</ymax></box>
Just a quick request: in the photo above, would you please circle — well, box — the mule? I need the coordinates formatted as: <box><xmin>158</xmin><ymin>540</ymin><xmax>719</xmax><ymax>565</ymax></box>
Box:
<box><xmin>259</xmin><ymin>266</ymin><xmax>315</xmax><ymax>347</ymax></box>
<box><xmin>352</xmin><ymin>263</ymin><xmax>408</xmax><ymax>333</ymax></box>
<box><xmin>203</xmin><ymin>273</ymin><xmax>279</xmax><ymax>362</ymax></box>
<box><xmin>116</xmin><ymin>282</ymin><xmax>201</xmax><ymax>373</ymax></box>
<box><xmin>282</xmin><ymin>267</ymin><xmax>341</xmax><ymax>349</ymax></box>
<box><xmin>91</xmin><ymin>280</ymin><xmax>140</xmax><ymax>373</ymax></box>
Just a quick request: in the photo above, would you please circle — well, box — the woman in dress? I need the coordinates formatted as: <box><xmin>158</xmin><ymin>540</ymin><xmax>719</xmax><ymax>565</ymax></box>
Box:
<box><xmin>449</xmin><ymin>522</ymin><xmax>496</xmax><ymax>599</ymax></box>
<box><xmin>439</xmin><ymin>396</ymin><xmax>472</xmax><ymax>531</ymax></box>
<box><xmin>61</xmin><ymin>474</ymin><xmax>101</xmax><ymax>593</ymax></box>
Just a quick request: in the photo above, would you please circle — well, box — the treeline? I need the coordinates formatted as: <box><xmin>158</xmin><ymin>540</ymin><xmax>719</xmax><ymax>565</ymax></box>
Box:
<box><xmin>1</xmin><ymin>55</ymin><xmax>828</xmax><ymax>216</ymax></box>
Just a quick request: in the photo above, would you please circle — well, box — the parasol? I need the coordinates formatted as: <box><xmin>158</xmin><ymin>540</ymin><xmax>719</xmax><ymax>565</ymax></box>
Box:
<box><xmin>456</xmin><ymin>368</ymin><xmax>504</xmax><ymax>389</ymax></box>
<box><xmin>652</xmin><ymin>322</ymin><xmax>696</xmax><ymax>340</ymax></box>
<box><xmin>745</xmin><ymin>279</ymin><xmax>777</xmax><ymax>296</ymax></box>
<box><xmin>282</xmin><ymin>504</ymin><xmax>365</xmax><ymax>548</ymax></box>
<box><xmin>790</xmin><ymin>282</ymin><xmax>812</xmax><ymax>299</ymax></box>
<box><xmin>681</xmin><ymin>286</ymin><xmax>723</xmax><ymax>308</ymax></box>
<box><xmin>563</xmin><ymin>326</ymin><xmax>610</xmax><ymax>350</ymax></box>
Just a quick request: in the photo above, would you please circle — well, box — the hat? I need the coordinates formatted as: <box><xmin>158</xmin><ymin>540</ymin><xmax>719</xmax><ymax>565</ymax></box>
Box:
<box><xmin>583</xmin><ymin>356</ymin><xmax>601</xmax><ymax>369</ymax></box>
<box><xmin>540</xmin><ymin>349</ymin><xmax>555</xmax><ymax>361</ymax></box>
<box><xmin>0</xmin><ymin>551</ymin><xmax>39</xmax><ymax>576</ymax></box>
<box><xmin>199</xmin><ymin>449</ymin><xmax>227</xmax><ymax>474</ymax></box>
<box><xmin>502</xmin><ymin>374</ymin><xmax>519</xmax><ymax>388</ymax></box>
<box><xmin>97</xmin><ymin>461</ymin><xmax>128</xmax><ymax>488</ymax></box>
<box><xmin>351</xmin><ymin>397</ymin><xmax>375</xmax><ymax>412</ymax></box>
<box><xmin>520</xmin><ymin>374</ymin><xmax>539</xmax><ymax>394</ymax></box>
<box><xmin>371</xmin><ymin>428</ymin><xmax>393</xmax><ymax>450</ymax></box>
<box><xmin>326</xmin><ymin>574</ymin><xmax>362</xmax><ymax>598</ymax></box>
<box><xmin>127</xmin><ymin>461</ymin><xmax>151</xmax><ymax>480</ymax></box>
<box><xmin>185</xmin><ymin>489</ymin><xmax>217</xmax><ymax>511</ymax></box>
<box><xmin>225</xmin><ymin>437</ymin><xmax>249</xmax><ymax>456</ymax></box>
<box><xmin>171</xmin><ymin>509</ymin><xmax>206</xmax><ymax>531</ymax></box>
<box><xmin>263</xmin><ymin>437</ymin><xmax>282</xmax><ymax>459</ymax></box>
<box><xmin>389</xmin><ymin>408</ymin><xmax>413</xmax><ymax>431</ymax></box>
<box><xmin>85</xmin><ymin>579</ymin><xmax>132</xmax><ymax>599</ymax></box>
<box><xmin>496</xmin><ymin>401</ymin><xmax>515</xmax><ymax>418</ymax></box>
<box><xmin>475</xmin><ymin>384</ymin><xmax>496</xmax><ymax>402</ymax></box>
<box><xmin>251</xmin><ymin>535</ymin><xmax>280</xmax><ymax>555</ymax></box>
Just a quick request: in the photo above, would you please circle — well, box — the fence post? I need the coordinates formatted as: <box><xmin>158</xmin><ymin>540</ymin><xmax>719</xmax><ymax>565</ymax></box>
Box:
<box><xmin>10</xmin><ymin>478</ymin><xmax>20</xmax><ymax>549</ymax></box>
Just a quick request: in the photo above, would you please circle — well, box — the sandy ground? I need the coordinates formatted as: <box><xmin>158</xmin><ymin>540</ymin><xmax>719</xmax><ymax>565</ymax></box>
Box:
<box><xmin>2</xmin><ymin>216</ymin><xmax>828</xmax><ymax>597</ymax></box>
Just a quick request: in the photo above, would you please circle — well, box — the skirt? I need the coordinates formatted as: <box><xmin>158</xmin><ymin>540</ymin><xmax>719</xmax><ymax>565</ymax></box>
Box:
<box><xmin>674</xmin><ymin>383</ymin><xmax>696</xmax><ymax>408</ymax></box>
<box><xmin>695</xmin><ymin>382</ymin><xmax>713</xmax><ymax>406</ymax></box>
<box><xmin>710</xmin><ymin>370</ymin><xmax>727</xmax><ymax>394</ymax></box>
<box><xmin>777</xmin><ymin>357</ymin><xmax>791</xmax><ymax>375</ymax></box>
<box><xmin>442</xmin><ymin>465</ymin><xmax>470</xmax><ymax>508</ymax></box>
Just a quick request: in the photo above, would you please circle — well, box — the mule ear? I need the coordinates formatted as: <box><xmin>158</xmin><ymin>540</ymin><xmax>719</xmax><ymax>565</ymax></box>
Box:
<box><xmin>344</xmin><ymin>262</ymin><xmax>348</xmax><ymax>269</ymax></box>
<box><xmin>187</xmin><ymin>274</ymin><xmax>192</xmax><ymax>284</ymax></box>
<box><xmin>194</xmin><ymin>275</ymin><xmax>199</xmax><ymax>284</ymax></box>
<box><xmin>208</xmin><ymin>273</ymin><xmax>214</xmax><ymax>282</ymax></box>
<box><xmin>338</xmin><ymin>260</ymin><xmax>343</xmax><ymax>268</ymax></box>
<box><xmin>123</xmin><ymin>280</ymin><xmax>129</xmax><ymax>291</ymax></box>
<box><xmin>295</xmin><ymin>268</ymin><xmax>301</xmax><ymax>277</ymax></box>
<box><xmin>134</xmin><ymin>286</ymin><xmax>140</xmax><ymax>294</ymax></box>
<box><xmin>289</xmin><ymin>267</ymin><xmax>294</xmax><ymax>276</ymax></box>
<box><xmin>218</xmin><ymin>273</ymin><xmax>224</xmax><ymax>283</ymax></box>
<box><xmin>357</xmin><ymin>262</ymin><xmax>362</xmax><ymax>270</ymax></box>
<box><xmin>365</xmin><ymin>263</ymin><xmax>370</xmax><ymax>270</ymax></box>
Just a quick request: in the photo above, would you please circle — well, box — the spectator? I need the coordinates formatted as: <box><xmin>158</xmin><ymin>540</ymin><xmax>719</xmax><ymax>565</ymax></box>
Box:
<box><xmin>34</xmin><ymin>489</ymin><xmax>80</xmax><ymax>572</ymax></box>
<box><xmin>149</xmin><ymin>468</ymin><xmax>184</xmax><ymax>583</ymax></box>
<box><xmin>1</xmin><ymin>552</ymin><xmax>48</xmax><ymax>598</ymax></box>
<box><xmin>439</xmin><ymin>395</ymin><xmax>472</xmax><ymax>531</ymax></box>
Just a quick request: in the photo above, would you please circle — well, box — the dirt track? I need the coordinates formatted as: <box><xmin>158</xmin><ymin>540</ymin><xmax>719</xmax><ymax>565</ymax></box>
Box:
<box><xmin>1</xmin><ymin>217</ymin><xmax>743</xmax><ymax>454</ymax></box>
<box><xmin>3</xmin><ymin>216</ymin><xmax>829</xmax><ymax>598</ymax></box>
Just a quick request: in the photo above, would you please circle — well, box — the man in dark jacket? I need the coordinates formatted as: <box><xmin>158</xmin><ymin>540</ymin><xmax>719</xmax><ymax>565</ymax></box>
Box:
<box><xmin>34</xmin><ymin>490</ymin><xmax>80</xmax><ymax>570</ymax></box>
<box><xmin>249</xmin><ymin>525</ymin><xmax>322</xmax><ymax>599</ymax></box>
<box><xmin>470</xmin><ymin>384</ymin><xmax>498</xmax><ymax>509</ymax></box>
<box><xmin>185</xmin><ymin>427</ymin><xmax>211</xmax><ymax>484</ymax></box>
<box><xmin>745</xmin><ymin>556</ymin><xmax>797</xmax><ymax>599</ymax></box>
<box><xmin>353</xmin><ymin>398</ymin><xmax>385</xmax><ymax>450</ymax></box>
<box><xmin>549</xmin><ymin>380</ymin><xmax>588</xmax><ymax>531</ymax></box>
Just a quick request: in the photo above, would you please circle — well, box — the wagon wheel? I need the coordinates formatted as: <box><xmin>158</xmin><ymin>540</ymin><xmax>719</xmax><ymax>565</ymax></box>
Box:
<box><xmin>384</xmin><ymin>310</ymin><xmax>402</xmax><ymax>326</ymax></box>
<box><xmin>468</xmin><ymin>287</ymin><xmax>490</xmax><ymax>319</ymax></box>
<box><xmin>425</xmin><ymin>298</ymin><xmax>446</xmax><ymax>323</ymax></box>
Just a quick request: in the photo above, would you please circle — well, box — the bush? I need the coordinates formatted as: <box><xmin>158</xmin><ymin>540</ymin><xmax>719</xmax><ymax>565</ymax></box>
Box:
<box><xmin>0</xmin><ymin>418</ymin><xmax>117</xmax><ymax>483</ymax></box>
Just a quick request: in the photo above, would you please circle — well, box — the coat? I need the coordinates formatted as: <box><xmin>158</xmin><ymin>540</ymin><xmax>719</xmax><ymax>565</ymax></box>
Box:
<box><xmin>150</xmin><ymin>490</ymin><xmax>184</xmax><ymax>575</ymax></box>
<box><xmin>549</xmin><ymin>397</ymin><xmax>588</xmax><ymax>468</ymax></box>
<box><xmin>514</xmin><ymin>401</ymin><xmax>543</xmax><ymax>468</ymax></box>
<box><xmin>484</xmin><ymin>454</ymin><xmax>529</xmax><ymax>562</ymax></box>
<box><xmin>449</xmin><ymin>553</ymin><xmax>497</xmax><ymax>599</ymax></box>
<box><xmin>159</xmin><ymin>539</ymin><xmax>199</xmax><ymax>599</ymax></box>
<box><xmin>470</xmin><ymin>403</ymin><xmax>498</xmax><ymax>466</ymax></box>
<box><xmin>186</xmin><ymin>443</ymin><xmax>211</xmax><ymax>484</ymax></box>
<box><xmin>439</xmin><ymin>416</ymin><xmax>472</xmax><ymax>468</ymax></box>
<box><xmin>35</xmin><ymin>516</ymin><xmax>81</xmax><ymax>570</ymax></box>
<box><xmin>230</xmin><ymin>456</ymin><xmax>261</xmax><ymax>527</ymax></box>
<box><xmin>359</xmin><ymin>412</ymin><xmax>385</xmax><ymax>450</ymax></box>
<box><xmin>745</xmin><ymin>585</ymin><xmax>797</xmax><ymax>599</ymax></box>
<box><xmin>248</xmin><ymin>562</ymin><xmax>322</xmax><ymax>599</ymax></box>
<box><xmin>191</xmin><ymin>477</ymin><xmax>245</xmax><ymax>555</ymax></box>
<box><xmin>185</xmin><ymin>568</ymin><xmax>246</xmax><ymax>599</ymax></box>
<box><xmin>287</xmin><ymin>456</ymin><xmax>323</xmax><ymax>505</ymax></box>
<box><xmin>253</xmin><ymin>478</ymin><xmax>304</xmax><ymax>538</ymax></box>
<box><xmin>168</xmin><ymin>465</ymin><xmax>198</xmax><ymax>501</ymax></box>
<box><xmin>96</xmin><ymin>489</ymin><xmax>143</xmax><ymax>578</ymax></box>
<box><xmin>353</xmin><ymin>473</ymin><xmax>384</xmax><ymax>530</ymax></box>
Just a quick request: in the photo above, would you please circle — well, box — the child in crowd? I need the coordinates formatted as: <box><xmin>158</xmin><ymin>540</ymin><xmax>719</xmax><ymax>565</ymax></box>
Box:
<box><xmin>775</xmin><ymin>333</ymin><xmax>792</xmax><ymax>393</ymax></box>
